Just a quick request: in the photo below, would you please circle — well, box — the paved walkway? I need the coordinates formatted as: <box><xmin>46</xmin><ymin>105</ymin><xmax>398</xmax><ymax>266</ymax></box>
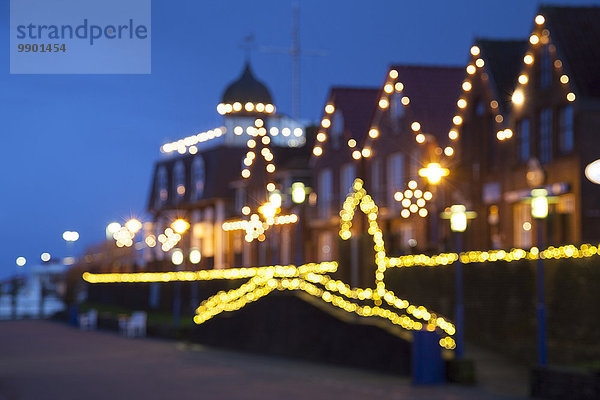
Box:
<box><xmin>0</xmin><ymin>321</ymin><xmax>528</xmax><ymax>400</ymax></box>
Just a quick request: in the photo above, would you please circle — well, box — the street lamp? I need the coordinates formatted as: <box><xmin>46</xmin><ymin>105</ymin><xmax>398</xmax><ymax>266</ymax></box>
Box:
<box><xmin>291</xmin><ymin>182</ymin><xmax>308</xmax><ymax>265</ymax></box>
<box><xmin>171</xmin><ymin>249</ymin><xmax>184</xmax><ymax>265</ymax></box>
<box><xmin>125</xmin><ymin>218</ymin><xmax>143</xmax><ymax>234</ymax></box>
<box><xmin>16</xmin><ymin>256</ymin><xmax>26</xmax><ymax>267</ymax></box>
<box><xmin>106</xmin><ymin>222</ymin><xmax>121</xmax><ymax>240</ymax></box>
<box><xmin>62</xmin><ymin>231</ymin><xmax>79</xmax><ymax>242</ymax></box>
<box><xmin>531</xmin><ymin>188</ymin><xmax>548</xmax><ymax>366</ymax></box>
<box><xmin>171</xmin><ymin>219</ymin><xmax>190</xmax><ymax>235</ymax></box>
<box><xmin>63</xmin><ymin>231</ymin><xmax>79</xmax><ymax>262</ymax></box>
<box><xmin>442</xmin><ymin>205</ymin><xmax>476</xmax><ymax>359</ymax></box>
<box><xmin>419</xmin><ymin>163</ymin><xmax>449</xmax><ymax>250</ymax></box>
<box><xmin>169</xmin><ymin>220</ymin><xmax>189</xmax><ymax>328</ymax></box>
<box><xmin>189</xmin><ymin>248</ymin><xmax>201</xmax><ymax>264</ymax></box>
<box><xmin>291</xmin><ymin>182</ymin><xmax>306</xmax><ymax>204</ymax></box>
<box><xmin>419</xmin><ymin>163</ymin><xmax>449</xmax><ymax>185</ymax></box>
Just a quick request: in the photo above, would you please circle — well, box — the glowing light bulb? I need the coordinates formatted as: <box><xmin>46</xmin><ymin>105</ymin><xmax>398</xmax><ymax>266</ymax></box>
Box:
<box><xmin>530</xmin><ymin>34</ymin><xmax>540</xmax><ymax>45</ymax></box>
<box><xmin>512</xmin><ymin>90</ymin><xmax>524</xmax><ymax>105</ymax></box>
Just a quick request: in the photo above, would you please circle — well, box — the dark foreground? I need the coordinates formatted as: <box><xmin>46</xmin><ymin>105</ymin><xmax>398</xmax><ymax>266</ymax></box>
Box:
<box><xmin>0</xmin><ymin>320</ymin><xmax>526</xmax><ymax>400</ymax></box>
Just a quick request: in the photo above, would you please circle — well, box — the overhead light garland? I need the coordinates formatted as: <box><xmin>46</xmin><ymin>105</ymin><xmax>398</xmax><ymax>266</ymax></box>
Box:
<box><xmin>161</xmin><ymin>127</ymin><xmax>225</xmax><ymax>155</ymax></box>
<box><xmin>217</xmin><ymin>102</ymin><xmax>275</xmax><ymax>115</ymax></box>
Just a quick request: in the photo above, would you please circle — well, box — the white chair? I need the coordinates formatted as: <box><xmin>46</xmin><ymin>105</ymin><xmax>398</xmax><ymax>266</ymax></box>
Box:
<box><xmin>79</xmin><ymin>309</ymin><xmax>98</xmax><ymax>330</ymax></box>
<box><xmin>118</xmin><ymin>311</ymin><xmax>147</xmax><ymax>337</ymax></box>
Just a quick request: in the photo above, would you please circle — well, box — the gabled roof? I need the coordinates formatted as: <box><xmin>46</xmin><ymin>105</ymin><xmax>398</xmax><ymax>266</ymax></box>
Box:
<box><xmin>388</xmin><ymin>65</ymin><xmax>464</xmax><ymax>143</ymax></box>
<box><xmin>540</xmin><ymin>6</ymin><xmax>600</xmax><ymax>99</ymax></box>
<box><xmin>329</xmin><ymin>87</ymin><xmax>379</xmax><ymax>143</ymax></box>
<box><xmin>475</xmin><ymin>39</ymin><xmax>528</xmax><ymax>112</ymax></box>
<box><xmin>311</xmin><ymin>87</ymin><xmax>379</xmax><ymax>159</ymax></box>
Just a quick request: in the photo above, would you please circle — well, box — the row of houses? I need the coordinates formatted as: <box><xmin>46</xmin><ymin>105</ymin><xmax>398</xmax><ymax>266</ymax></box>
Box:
<box><xmin>81</xmin><ymin>6</ymin><xmax>600</xmax><ymax>287</ymax></box>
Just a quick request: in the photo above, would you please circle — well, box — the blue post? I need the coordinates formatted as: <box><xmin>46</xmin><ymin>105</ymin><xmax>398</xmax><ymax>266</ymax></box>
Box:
<box><xmin>455</xmin><ymin>231</ymin><xmax>464</xmax><ymax>359</ymax></box>
<box><xmin>536</xmin><ymin>218</ymin><xmax>547</xmax><ymax>366</ymax></box>
<box><xmin>294</xmin><ymin>206</ymin><xmax>303</xmax><ymax>266</ymax></box>
<box><xmin>173</xmin><ymin>280</ymin><xmax>181</xmax><ymax>327</ymax></box>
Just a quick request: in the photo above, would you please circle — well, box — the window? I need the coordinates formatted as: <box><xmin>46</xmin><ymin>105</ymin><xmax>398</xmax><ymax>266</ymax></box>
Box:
<box><xmin>387</xmin><ymin>153</ymin><xmax>405</xmax><ymax>208</ymax></box>
<box><xmin>191</xmin><ymin>156</ymin><xmax>206</xmax><ymax>201</ymax></box>
<box><xmin>488</xmin><ymin>116</ymin><xmax>495</xmax><ymax>170</ymax></box>
<box><xmin>235</xmin><ymin>188</ymin><xmax>245</xmax><ymax>212</ymax></box>
<box><xmin>173</xmin><ymin>161</ymin><xmax>186</xmax><ymax>202</ymax></box>
<box><xmin>371</xmin><ymin>159</ymin><xmax>382</xmax><ymax>203</ymax></box>
<box><xmin>476</xmin><ymin>100</ymin><xmax>485</xmax><ymax>116</ymax></box>
<box><xmin>340</xmin><ymin>163</ymin><xmax>356</xmax><ymax>201</ymax></box>
<box><xmin>409</xmin><ymin>147</ymin><xmax>421</xmax><ymax>179</ymax></box>
<box><xmin>513</xmin><ymin>202</ymin><xmax>532</xmax><ymax>248</ymax></box>
<box><xmin>540</xmin><ymin>45</ymin><xmax>551</xmax><ymax>89</ymax></box>
<box><xmin>518</xmin><ymin>119</ymin><xmax>530</xmax><ymax>163</ymax></box>
<box><xmin>317</xmin><ymin>232</ymin><xmax>334</xmax><ymax>262</ymax></box>
<box><xmin>559</xmin><ymin>105</ymin><xmax>574</xmax><ymax>153</ymax></box>
<box><xmin>330</xmin><ymin>111</ymin><xmax>344</xmax><ymax>149</ymax></box>
<box><xmin>390</xmin><ymin>93</ymin><xmax>405</xmax><ymax>121</ymax></box>
<box><xmin>540</xmin><ymin>108</ymin><xmax>553</xmax><ymax>164</ymax></box>
<box><xmin>318</xmin><ymin>169</ymin><xmax>333</xmax><ymax>219</ymax></box>
<box><xmin>156</xmin><ymin>166</ymin><xmax>168</xmax><ymax>206</ymax></box>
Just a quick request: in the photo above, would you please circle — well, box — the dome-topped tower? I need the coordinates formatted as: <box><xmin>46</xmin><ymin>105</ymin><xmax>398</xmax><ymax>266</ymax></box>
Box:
<box><xmin>217</xmin><ymin>63</ymin><xmax>275</xmax><ymax>115</ymax></box>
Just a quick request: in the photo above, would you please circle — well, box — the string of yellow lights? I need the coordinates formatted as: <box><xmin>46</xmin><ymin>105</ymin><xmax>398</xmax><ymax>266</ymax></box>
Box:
<box><xmin>84</xmin><ymin>179</ymin><xmax>600</xmax><ymax>350</ymax></box>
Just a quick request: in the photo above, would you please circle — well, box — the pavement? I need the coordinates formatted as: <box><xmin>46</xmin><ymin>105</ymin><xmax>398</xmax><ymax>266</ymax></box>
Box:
<box><xmin>0</xmin><ymin>320</ymin><xmax>529</xmax><ymax>400</ymax></box>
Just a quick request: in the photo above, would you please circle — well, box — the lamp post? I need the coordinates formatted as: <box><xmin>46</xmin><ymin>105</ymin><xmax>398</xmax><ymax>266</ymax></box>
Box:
<box><xmin>442</xmin><ymin>205</ymin><xmax>475</xmax><ymax>359</ymax></box>
<box><xmin>62</xmin><ymin>231</ymin><xmax>79</xmax><ymax>264</ymax></box>
<box><xmin>292</xmin><ymin>182</ymin><xmax>307</xmax><ymax>265</ymax></box>
<box><xmin>170</xmin><ymin>219</ymin><xmax>189</xmax><ymax>328</ymax></box>
<box><xmin>531</xmin><ymin>188</ymin><xmax>548</xmax><ymax>366</ymax></box>
<box><xmin>419</xmin><ymin>163</ymin><xmax>449</xmax><ymax>250</ymax></box>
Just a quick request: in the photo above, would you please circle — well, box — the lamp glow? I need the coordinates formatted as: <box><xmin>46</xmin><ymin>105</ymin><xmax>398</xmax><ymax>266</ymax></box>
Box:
<box><xmin>125</xmin><ymin>219</ymin><xmax>142</xmax><ymax>234</ymax></box>
<box><xmin>172</xmin><ymin>249</ymin><xmax>184</xmax><ymax>265</ymax></box>
<box><xmin>419</xmin><ymin>163</ymin><xmax>449</xmax><ymax>185</ymax></box>
<box><xmin>171</xmin><ymin>219</ymin><xmax>190</xmax><ymax>235</ymax></box>
<box><xmin>292</xmin><ymin>182</ymin><xmax>306</xmax><ymax>204</ymax></box>
<box><xmin>189</xmin><ymin>249</ymin><xmax>201</xmax><ymax>264</ymax></box>
<box><xmin>531</xmin><ymin>189</ymin><xmax>549</xmax><ymax>219</ymax></box>
<box><xmin>450</xmin><ymin>205</ymin><xmax>468</xmax><ymax>232</ymax></box>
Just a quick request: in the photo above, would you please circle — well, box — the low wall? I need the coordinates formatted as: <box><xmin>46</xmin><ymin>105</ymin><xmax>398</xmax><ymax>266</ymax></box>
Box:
<box><xmin>191</xmin><ymin>292</ymin><xmax>412</xmax><ymax>375</ymax></box>
<box><xmin>384</xmin><ymin>256</ymin><xmax>600</xmax><ymax>365</ymax></box>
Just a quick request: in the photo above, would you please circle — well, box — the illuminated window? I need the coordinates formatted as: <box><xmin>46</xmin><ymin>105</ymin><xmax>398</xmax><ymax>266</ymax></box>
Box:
<box><xmin>513</xmin><ymin>202</ymin><xmax>532</xmax><ymax>248</ymax></box>
<box><xmin>191</xmin><ymin>156</ymin><xmax>205</xmax><ymax>201</ymax></box>
<box><xmin>318</xmin><ymin>169</ymin><xmax>333</xmax><ymax>219</ymax></box>
<box><xmin>539</xmin><ymin>108</ymin><xmax>553</xmax><ymax>164</ymax></box>
<box><xmin>156</xmin><ymin>166</ymin><xmax>168</xmax><ymax>206</ymax></box>
<box><xmin>518</xmin><ymin>119</ymin><xmax>530</xmax><ymax>163</ymax></box>
<box><xmin>173</xmin><ymin>161</ymin><xmax>186</xmax><ymax>202</ymax></box>
<box><xmin>559</xmin><ymin>105</ymin><xmax>574</xmax><ymax>153</ymax></box>
<box><xmin>387</xmin><ymin>153</ymin><xmax>405</xmax><ymax>208</ymax></box>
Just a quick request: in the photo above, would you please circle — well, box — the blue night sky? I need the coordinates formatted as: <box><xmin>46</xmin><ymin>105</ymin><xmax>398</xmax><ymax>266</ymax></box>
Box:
<box><xmin>1</xmin><ymin>0</ymin><xmax>598</xmax><ymax>278</ymax></box>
